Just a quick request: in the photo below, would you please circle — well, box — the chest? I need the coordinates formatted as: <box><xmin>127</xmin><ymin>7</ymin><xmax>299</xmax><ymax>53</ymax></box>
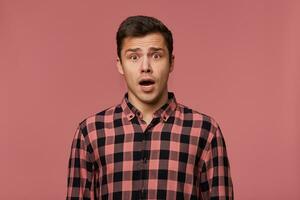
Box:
<box><xmin>94</xmin><ymin>123</ymin><xmax>202</xmax><ymax>175</ymax></box>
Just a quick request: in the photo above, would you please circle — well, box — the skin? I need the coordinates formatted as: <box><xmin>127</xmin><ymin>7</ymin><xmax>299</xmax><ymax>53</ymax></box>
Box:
<box><xmin>117</xmin><ymin>32</ymin><xmax>174</xmax><ymax>124</ymax></box>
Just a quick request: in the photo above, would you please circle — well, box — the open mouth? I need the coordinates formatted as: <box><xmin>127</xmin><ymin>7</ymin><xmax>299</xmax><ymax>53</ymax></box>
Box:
<box><xmin>139</xmin><ymin>79</ymin><xmax>155</xmax><ymax>86</ymax></box>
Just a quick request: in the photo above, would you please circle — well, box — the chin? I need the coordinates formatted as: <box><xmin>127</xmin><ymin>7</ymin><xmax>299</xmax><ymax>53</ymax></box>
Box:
<box><xmin>139</xmin><ymin>95</ymin><xmax>156</xmax><ymax>104</ymax></box>
<box><xmin>139</xmin><ymin>93</ymin><xmax>162</xmax><ymax>104</ymax></box>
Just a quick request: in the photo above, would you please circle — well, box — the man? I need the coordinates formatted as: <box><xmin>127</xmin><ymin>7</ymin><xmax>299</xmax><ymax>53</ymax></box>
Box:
<box><xmin>67</xmin><ymin>15</ymin><xmax>233</xmax><ymax>200</ymax></box>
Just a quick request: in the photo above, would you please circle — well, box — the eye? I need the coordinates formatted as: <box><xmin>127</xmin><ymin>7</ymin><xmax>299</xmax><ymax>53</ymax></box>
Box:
<box><xmin>129</xmin><ymin>54</ymin><xmax>139</xmax><ymax>62</ymax></box>
<box><xmin>152</xmin><ymin>53</ymin><xmax>161</xmax><ymax>60</ymax></box>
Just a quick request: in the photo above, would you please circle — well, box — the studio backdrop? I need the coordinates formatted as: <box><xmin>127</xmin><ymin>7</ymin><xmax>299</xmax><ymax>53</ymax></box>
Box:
<box><xmin>0</xmin><ymin>0</ymin><xmax>299</xmax><ymax>199</ymax></box>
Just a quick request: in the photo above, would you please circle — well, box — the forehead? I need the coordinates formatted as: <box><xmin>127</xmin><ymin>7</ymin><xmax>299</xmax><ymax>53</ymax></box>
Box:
<box><xmin>122</xmin><ymin>33</ymin><xmax>167</xmax><ymax>52</ymax></box>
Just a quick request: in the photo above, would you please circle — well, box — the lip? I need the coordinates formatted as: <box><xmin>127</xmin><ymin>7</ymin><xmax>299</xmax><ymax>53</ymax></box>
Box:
<box><xmin>138</xmin><ymin>77</ymin><xmax>155</xmax><ymax>92</ymax></box>
<box><xmin>140</xmin><ymin>84</ymin><xmax>155</xmax><ymax>92</ymax></box>
<box><xmin>138</xmin><ymin>77</ymin><xmax>155</xmax><ymax>85</ymax></box>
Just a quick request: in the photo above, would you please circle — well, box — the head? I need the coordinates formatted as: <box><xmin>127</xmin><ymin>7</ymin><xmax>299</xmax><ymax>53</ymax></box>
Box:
<box><xmin>116</xmin><ymin>15</ymin><xmax>173</xmax><ymax>64</ymax></box>
<box><xmin>116</xmin><ymin>15</ymin><xmax>175</xmax><ymax>107</ymax></box>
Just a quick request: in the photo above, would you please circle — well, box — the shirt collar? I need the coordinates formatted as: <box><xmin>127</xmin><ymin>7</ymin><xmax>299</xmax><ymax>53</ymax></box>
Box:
<box><xmin>120</xmin><ymin>92</ymin><xmax>177</xmax><ymax>122</ymax></box>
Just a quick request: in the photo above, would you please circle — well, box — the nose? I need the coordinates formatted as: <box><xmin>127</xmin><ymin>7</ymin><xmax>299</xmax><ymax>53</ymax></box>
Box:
<box><xmin>140</xmin><ymin>56</ymin><xmax>152</xmax><ymax>73</ymax></box>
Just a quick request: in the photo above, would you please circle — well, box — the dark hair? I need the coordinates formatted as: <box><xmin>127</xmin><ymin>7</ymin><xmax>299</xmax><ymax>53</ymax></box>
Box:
<box><xmin>116</xmin><ymin>15</ymin><xmax>173</xmax><ymax>63</ymax></box>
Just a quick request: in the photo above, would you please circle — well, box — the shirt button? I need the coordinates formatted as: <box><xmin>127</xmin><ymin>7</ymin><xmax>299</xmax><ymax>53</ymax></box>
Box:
<box><xmin>141</xmin><ymin>189</ymin><xmax>146</xmax><ymax>198</ymax></box>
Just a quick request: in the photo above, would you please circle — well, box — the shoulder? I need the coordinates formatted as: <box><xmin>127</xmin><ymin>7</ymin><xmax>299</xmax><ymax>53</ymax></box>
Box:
<box><xmin>77</xmin><ymin>104</ymin><xmax>121</xmax><ymax>136</ymax></box>
<box><xmin>176</xmin><ymin>103</ymin><xmax>224</xmax><ymax>151</ymax></box>
<box><xmin>176</xmin><ymin>102</ymin><xmax>220</xmax><ymax>132</ymax></box>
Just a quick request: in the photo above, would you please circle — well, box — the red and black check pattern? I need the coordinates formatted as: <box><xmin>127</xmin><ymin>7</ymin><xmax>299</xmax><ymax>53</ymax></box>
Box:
<box><xmin>67</xmin><ymin>92</ymin><xmax>233</xmax><ymax>199</ymax></box>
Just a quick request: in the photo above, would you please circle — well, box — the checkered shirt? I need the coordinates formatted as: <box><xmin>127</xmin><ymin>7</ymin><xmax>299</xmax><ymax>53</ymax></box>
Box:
<box><xmin>66</xmin><ymin>92</ymin><xmax>233</xmax><ymax>199</ymax></box>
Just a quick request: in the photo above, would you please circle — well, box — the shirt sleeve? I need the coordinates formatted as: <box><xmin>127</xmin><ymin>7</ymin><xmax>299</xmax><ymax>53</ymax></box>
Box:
<box><xmin>199</xmin><ymin>124</ymin><xmax>234</xmax><ymax>200</ymax></box>
<box><xmin>66</xmin><ymin>125</ymin><xmax>99</xmax><ymax>200</ymax></box>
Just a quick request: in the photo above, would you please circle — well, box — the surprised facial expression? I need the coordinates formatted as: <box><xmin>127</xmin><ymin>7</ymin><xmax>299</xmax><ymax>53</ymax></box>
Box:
<box><xmin>117</xmin><ymin>32</ymin><xmax>174</xmax><ymax>106</ymax></box>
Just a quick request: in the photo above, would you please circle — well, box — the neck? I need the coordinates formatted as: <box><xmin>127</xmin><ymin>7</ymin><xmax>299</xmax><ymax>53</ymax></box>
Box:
<box><xmin>128</xmin><ymin>91</ymin><xmax>169</xmax><ymax>122</ymax></box>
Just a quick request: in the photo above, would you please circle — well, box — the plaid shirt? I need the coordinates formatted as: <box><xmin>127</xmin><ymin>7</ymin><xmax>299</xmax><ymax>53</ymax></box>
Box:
<box><xmin>67</xmin><ymin>92</ymin><xmax>233</xmax><ymax>200</ymax></box>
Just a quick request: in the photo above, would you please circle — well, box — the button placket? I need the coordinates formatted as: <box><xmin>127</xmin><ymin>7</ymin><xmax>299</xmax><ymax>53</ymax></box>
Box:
<box><xmin>140</xmin><ymin>189</ymin><xmax>147</xmax><ymax>199</ymax></box>
<box><xmin>140</xmin><ymin>129</ymin><xmax>147</xmax><ymax>198</ymax></box>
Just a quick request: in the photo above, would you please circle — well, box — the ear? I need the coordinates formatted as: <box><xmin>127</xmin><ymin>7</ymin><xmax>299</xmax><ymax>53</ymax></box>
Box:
<box><xmin>116</xmin><ymin>57</ymin><xmax>124</xmax><ymax>75</ymax></box>
<box><xmin>169</xmin><ymin>55</ymin><xmax>175</xmax><ymax>73</ymax></box>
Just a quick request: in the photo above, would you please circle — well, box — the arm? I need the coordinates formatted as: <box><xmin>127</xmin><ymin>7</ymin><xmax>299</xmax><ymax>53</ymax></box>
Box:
<box><xmin>199</xmin><ymin>124</ymin><xmax>234</xmax><ymax>200</ymax></box>
<box><xmin>66</xmin><ymin>126</ymin><xmax>99</xmax><ymax>200</ymax></box>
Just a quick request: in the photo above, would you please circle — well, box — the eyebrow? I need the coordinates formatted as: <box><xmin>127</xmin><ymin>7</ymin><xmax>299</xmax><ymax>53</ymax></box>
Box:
<box><xmin>148</xmin><ymin>47</ymin><xmax>165</xmax><ymax>52</ymax></box>
<box><xmin>124</xmin><ymin>48</ymin><xmax>141</xmax><ymax>54</ymax></box>
<box><xmin>124</xmin><ymin>47</ymin><xmax>165</xmax><ymax>54</ymax></box>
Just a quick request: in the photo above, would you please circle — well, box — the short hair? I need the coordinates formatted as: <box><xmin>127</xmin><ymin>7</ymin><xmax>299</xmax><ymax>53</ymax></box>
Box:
<box><xmin>116</xmin><ymin>15</ymin><xmax>173</xmax><ymax>63</ymax></box>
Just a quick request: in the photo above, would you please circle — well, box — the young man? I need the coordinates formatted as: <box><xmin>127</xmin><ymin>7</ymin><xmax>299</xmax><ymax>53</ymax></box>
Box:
<box><xmin>67</xmin><ymin>16</ymin><xmax>233</xmax><ymax>200</ymax></box>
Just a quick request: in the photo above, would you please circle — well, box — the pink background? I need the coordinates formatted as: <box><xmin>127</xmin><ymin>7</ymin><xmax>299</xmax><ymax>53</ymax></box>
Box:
<box><xmin>1</xmin><ymin>0</ymin><xmax>299</xmax><ymax>199</ymax></box>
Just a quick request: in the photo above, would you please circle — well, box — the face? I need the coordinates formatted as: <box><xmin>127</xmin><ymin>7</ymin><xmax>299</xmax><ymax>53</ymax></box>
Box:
<box><xmin>117</xmin><ymin>32</ymin><xmax>174</xmax><ymax>107</ymax></box>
